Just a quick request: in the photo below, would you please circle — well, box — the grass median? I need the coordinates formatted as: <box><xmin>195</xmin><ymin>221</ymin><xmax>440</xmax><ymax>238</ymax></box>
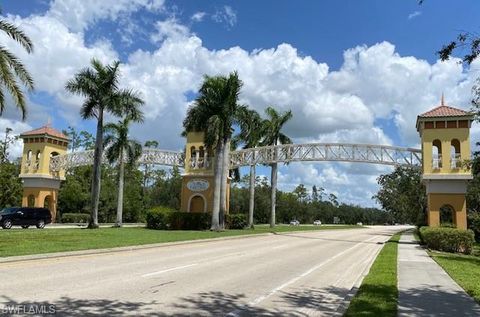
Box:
<box><xmin>429</xmin><ymin>242</ymin><xmax>480</xmax><ymax>304</ymax></box>
<box><xmin>0</xmin><ymin>224</ymin><xmax>360</xmax><ymax>257</ymax></box>
<box><xmin>344</xmin><ymin>232</ymin><xmax>401</xmax><ymax>317</ymax></box>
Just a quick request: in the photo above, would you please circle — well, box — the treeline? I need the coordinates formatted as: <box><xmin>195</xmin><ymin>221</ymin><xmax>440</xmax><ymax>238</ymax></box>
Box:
<box><xmin>57</xmin><ymin>164</ymin><xmax>182</xmax><ymax>223</ymax></box>
<box><xmin>230</xmin><ymin>176</ymin><xmax>392</xmax><ymax>225</ymax></box>
<box><xmin>56</xmin><ymin>163</ymin><xmax>390</xmax><ymax>225</ymax></box>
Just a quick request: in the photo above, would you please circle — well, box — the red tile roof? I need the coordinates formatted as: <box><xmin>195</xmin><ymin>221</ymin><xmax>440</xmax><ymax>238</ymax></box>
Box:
<box><xmin>418</xmin><ymin>105</ymin><xmax>472</xmax><ymax>118</ymax></box>
<box><xmin>20</xmin><ymin>125</ymin><xmax>69</xmax><ymax>140</ymax></box>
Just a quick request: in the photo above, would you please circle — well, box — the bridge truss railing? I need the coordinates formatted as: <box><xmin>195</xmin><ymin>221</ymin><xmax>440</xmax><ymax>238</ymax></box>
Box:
<box><xmin>229</xmin><ymin>143</ymin><xmax>422</xmax><ymax>168</ymax></box>
<box><xmin>49</xmin><ymin>149</ymin><xmax>185</xmax><ymax>172</ymax></box>
<box><xmin>50</xmin><ymin>143</ymin><xmax>422</xmax><ymax>173</ymax></box>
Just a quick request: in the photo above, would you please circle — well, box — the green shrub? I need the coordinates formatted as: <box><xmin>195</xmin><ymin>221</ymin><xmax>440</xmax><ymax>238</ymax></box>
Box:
<box><xmin>61</xmin><ymin>213</ymin><xmax>90</xmax><ymax>223</ymax></box>
<box><xmin>226</xmin><ymin>213</ymin><xmax>247</xmax><ymax>229</ymax></box>
<box><xmin>146</xmin><ymin>206</ymin><xmax>210</xmax><ymax>230</ymax></box>
<box><xmin>419</xmin><ymin>226</ymin><xmax>475</xmax><ymax>254</ymax></box>
<box><xmin>468</xmin><ymin>212</ymin><xmax>480</xmax><ymax>242</ymax></box>
<box><xmin>145</xmin><ymin>206</ymin><xmax>175</xmax><ymax>229</ymax></box>
<box><xmin>169</xmin><ymin>212</ymin><xmax>211</xmax><ymax>230</ymax></box>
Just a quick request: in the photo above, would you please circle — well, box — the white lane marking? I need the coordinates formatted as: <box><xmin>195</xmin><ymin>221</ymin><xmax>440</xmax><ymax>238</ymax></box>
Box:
<box><xmin>271</xmin><ymin>244</ymin><xmax>290</xmax><ymax>250</ymax></box>
<box><xmin>141</xmin><ymin>263</ymin><xmax>198</xmax><ymax>278</ymax></box>
<box><xmin>248</xmin><ymin>235</ymin><xmax>380</xmax><ymax>306</ymax></box>
<box><xmin>141</xmin><ymin>252</ymin><xmax>246</xmax><ymax>278</ymax></box>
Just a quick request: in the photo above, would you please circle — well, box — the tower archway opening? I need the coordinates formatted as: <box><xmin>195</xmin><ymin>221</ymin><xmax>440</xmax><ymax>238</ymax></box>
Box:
<box><xmin>432</xmin><ymin>139</ymin><xmax>442</xmax><ymax>169</ymax></box>
<box><xmin>440</xmin><ymin>204</ymin><xmax>455</xmax><ymax>227</ymax></box>
<box><xmin>450</xmin><ymin>139</ymin><xmax>461</xmax><ymax>169</ymax></box>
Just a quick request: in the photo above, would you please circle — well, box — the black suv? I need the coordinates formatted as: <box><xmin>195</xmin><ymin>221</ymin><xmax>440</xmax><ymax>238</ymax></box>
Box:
<box><xmin>0</xmin><ymin>207</ymin><xmax>52</xmax><ymax>229</ymax></box>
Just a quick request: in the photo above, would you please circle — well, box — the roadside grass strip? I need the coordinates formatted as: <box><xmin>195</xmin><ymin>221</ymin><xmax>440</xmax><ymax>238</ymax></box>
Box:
<box><xmin>0</xmin><ymin>225</ymin><xmax>360</xmax><ymax>257</ymax></box>
<box><xmin>429</xmin><ymin>249</ymin><xmax>480</xmax><ymax>304</ymax></box>
<box><xmin>344</xmin><ymin>232</ymin><xmax>401</xmax><ymax>317</ymax></box>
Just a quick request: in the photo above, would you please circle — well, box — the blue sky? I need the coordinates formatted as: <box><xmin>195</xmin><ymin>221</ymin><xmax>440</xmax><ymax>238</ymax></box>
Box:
<box><xmin>1</xmin><ymin>0</ymin><xmax>480</xmax><ymax>206</ymax></box>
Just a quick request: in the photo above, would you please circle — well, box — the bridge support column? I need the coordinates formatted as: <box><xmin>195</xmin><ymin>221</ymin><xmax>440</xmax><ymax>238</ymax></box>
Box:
<box><xmin>19</xmin><ymin>125</ymin><xmax>69</xmax><ymax>222</ymax></box>
<box><xmin>425</xmin><ymin>180</ymin><xmax>468</xmax><ymax>229</ymax></box>
<box><xmin>180</xmin><ymin>132</ymin><xmax>230</xmax><ymax>214</ymax></box>
<box><xmin>416</xmin><ymin>98</ymin><xmax>473</xmax><ymax>229</ymax></box>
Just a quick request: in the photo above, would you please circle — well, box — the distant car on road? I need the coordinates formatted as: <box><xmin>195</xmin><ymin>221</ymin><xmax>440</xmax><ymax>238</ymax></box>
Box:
<box><xmin>356</xmin><ymin>222</ymin><xmax>363</xmax><ymax>226</ymax></box>
<box><xmin>313</xmin><ymin>220</ymin><xmax>322</xmax><ymax>225</ymax></box>
<box><xmin>289</xmin><ymin>220</ymin><xmax>300</xmax><ymax>226</ymax></box>
<box><xmin>0</xmin><ymin>207</ymin><xmax>52</xmax><ymax>229</ymax></box>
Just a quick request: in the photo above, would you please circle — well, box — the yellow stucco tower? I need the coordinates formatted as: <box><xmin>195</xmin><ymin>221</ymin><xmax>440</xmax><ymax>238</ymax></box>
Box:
<box><xmin>416</xmin><ymin>97</ymin><xmax>474</xmax><ymax>229</ymax></box>
<box><xmin>180</xmin><ymin>132</ymin><xmax>230</xmax><ymax>213</ymax></box>
<box><xmin>19</xmin><ymin>125</ymin><xmax>69</xmax><ymax>222</ymax></box>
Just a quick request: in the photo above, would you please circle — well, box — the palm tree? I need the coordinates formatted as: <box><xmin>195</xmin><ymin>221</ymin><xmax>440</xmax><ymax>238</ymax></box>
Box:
<box><xmin>0</xmin><ymin>18</ymin><xmax>34</xmax><ymax>119</ymax></box>
<box><xmin>235</xmin><ymin>107</ymin><xmax>263</xmax><ymax>228</ymax></box>
<box><xmin>261</xmin><ymin>106</ymin><xmax>293</xmax><ymax>227</ymax></box>
<box><xmin>104</xmin><ymin>117</ymin><xmax>144</xmax><ymax>227</ymax></box>
<box><xmin>66</xmin><ymin>59</ymin><xmax>144</xmax><ymax>228</ymax></box>
<box><xmin>183</xmin><ymin>71</ymin><xmax>242</xmax><ymax>230</ymax></box>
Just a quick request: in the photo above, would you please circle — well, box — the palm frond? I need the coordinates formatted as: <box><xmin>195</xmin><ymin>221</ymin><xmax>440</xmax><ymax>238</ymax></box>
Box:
<box><xmin>126</xmin><ymin>140</ymin><xmax>142</xmax><ymax>165</ymax></box>
<box><xmin>0</xmin><ymin>20</ymin><xmax>33</xmax><ymax>53</ymax></box>
<box><xmin>0</xmin><ymin>55</ymin><xmax>26</xmax><ymax>119</ymax></box>
<box><xmin>111</xmin><ymin>88</ymin><xmax>145</xmax><ymax>121</ymax></box>
<box><xmin>0</xmin><ymin>46</ymin><xmax>33</xmax><ymax>90</ymax></box>
<box><xmin>80</xmin><ymin>99</ymin><xmax>99</xmax><ymax>120</ymax></box>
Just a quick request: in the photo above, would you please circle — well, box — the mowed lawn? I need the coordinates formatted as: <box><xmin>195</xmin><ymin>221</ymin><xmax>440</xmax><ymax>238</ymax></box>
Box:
<box><xmin>429</xmin><ymin>242</ymin><xmax>480</xmax><ymax>304</ymax></box>
<box><xmin>345</xmin><ymin>232</ymin><xmax>401</xmax><ymax>317</ymax></box>
<box><xmin>0</xmin><ymin>224</ymin><xmax>360</xmax><ymax>257</ymax></box>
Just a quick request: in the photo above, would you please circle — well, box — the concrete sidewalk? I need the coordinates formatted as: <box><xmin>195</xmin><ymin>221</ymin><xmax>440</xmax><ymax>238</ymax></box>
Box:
<box><xmin>397</xmin><ymin>232</ymin><xmax>480</xmax><ymax>317</ymax></box>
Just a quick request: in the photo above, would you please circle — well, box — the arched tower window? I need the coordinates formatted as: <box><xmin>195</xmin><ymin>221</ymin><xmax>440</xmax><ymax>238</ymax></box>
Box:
<box><xmin>27</xmin><ymin>150</ymin><xmax>32</xmax><ymax>161</ymax></box>
<box><xmin>190</xmin><ymin>146</ymin><xmax>196</xmax><ymax>168</ymax></box>
<box><xmin>450</xmin><ymin>139</ymin><xmax>461</xmax><ymax>169</ymax></box>
<box><xmin>198</xmin><ymin>146</ymin><xmax>205</xmax><ymax>168</ymax></box>
<box><xmin>34</xmin><ymin>150</ymin><xmax>41</xmax><ymax>170</ymax></box>
<box><xmin>432</xmin><ymin>139</ymin><xmax>442</xmax><ymax>169</ymax></box>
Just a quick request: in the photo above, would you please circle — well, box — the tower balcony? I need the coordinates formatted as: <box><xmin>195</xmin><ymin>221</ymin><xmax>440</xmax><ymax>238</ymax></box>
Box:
<box><xmin>189</xmin><ymin>157</ymin><xmax>212</xmax><ymax>170</ymax></box>
<box><xmin>450</xmin><ymin>153</ymin><xmax>461</xmax><ymax>169</ymax></box>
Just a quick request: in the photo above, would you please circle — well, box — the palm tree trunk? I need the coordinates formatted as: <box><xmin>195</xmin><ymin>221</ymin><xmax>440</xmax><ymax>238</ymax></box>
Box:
<box><xmin>115</xmin><ymin>150</ymin><xmax>125</xmax><ymax>227</ymax></box>
<box><xmin>219</xmin><ymin>138</ymin><xmax>230</xmax><ymax>229</ymax></box>
<box><xmin>89</xmin><ymin>109</ymin><xmax>103</xmax><ymax>229</ymax></box>
<box><xmin>211</xmin><ymin>141</ymin><xmax>224</xmax><ymax>231</ymax></box>
<box><xmin>248</xmin><ymin>164</ymin><xmax>255</xmax><ymax>228</ymax></box>
<box><xmin>270</xmin><ymin>162</ymin><xmax>277</xmax><ymax>228</ymax></box>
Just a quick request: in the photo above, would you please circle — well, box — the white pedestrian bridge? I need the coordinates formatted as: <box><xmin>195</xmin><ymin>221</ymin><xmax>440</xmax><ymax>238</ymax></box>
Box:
<box><xmin>49</xmin><ymin>143</ymin><xmax>422</xmax><ymax>173</ymax></box>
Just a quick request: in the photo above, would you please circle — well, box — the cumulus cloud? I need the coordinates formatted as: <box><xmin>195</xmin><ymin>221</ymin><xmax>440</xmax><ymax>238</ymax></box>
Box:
<box><xmin>0</xmin><ymin>118</ymin><xmax>32</xmax><ymax>159</ymax></box>
<box><xmin>2</xmin><ymin>1</ymin><xmax>480</xmax><ymax>205</ymax></box>
<box><xmin>150</xmin><ymin>18</ymin><xmax>190</xmax><ymax>43</ymax></box>
<box><xmin>48</xmin><ymin>0</ymin><xmax>165</xmax><ymax>32</ymax></box>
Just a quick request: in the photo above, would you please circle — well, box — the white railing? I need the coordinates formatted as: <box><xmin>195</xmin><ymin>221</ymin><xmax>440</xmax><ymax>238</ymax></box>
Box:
<box><xmin>49</xmin><ymin>143</ymin><xmax>423</xmax><ymax>176</ymax></box>
<box><xmin>230</xmin><ymin>143</ymin><xmax>422</xmax><ymax>168</ymax></box>
<box><xmin>190</xmin><ymin>157</ymin><xmax>212</xmax><ymax>169</ymax></box>
<box><xmin>450</xmin><ymin>154</ymin><xmax>461</xmax><ymax>169</ymax></box>
<box><xmin>432</xmin><ymin>156</ymin><xmax>442</xmax><ymax>169</ymax></box>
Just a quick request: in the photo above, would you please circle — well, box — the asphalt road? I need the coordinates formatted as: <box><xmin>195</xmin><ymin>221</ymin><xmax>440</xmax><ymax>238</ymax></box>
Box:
<box><xmin>0</xmin><ymin>226</ymin><xmax>408</xmax><ymax>316</ymax></box>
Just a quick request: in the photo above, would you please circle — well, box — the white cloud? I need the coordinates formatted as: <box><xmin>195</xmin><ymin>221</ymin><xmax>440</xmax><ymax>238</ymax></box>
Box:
<box><xmin>408</xmin><ymin>11</ymin><xmax>422</xmax><ymax>20</ymax></box>
<box><xmin>325</xmin><ymin>41</ymin><xmax>474</xmax><ymax>145</ymax></box>
<box><xmin>212</xmin><ymin>5</ymin><xmax>237</xmax><ymax>28</ymax></box>
<box><xmin>48</xmin><ymin>0</ymin><xmax>165</xmax><ymax>32</ymax></box>
<box><xmin>3</xmin><ymin>2</ymin><xmax>480</xmax><ymax>206</ymax></box>
<box><xmin>0</xmin><ymin>118</ymin><xmax>32</xmax><ymax>160</ymax></box>
<box><xmin>150</xmin><ymin>18</ymin><xmax>190</xmax><ymax>43</ymax></box>
<box><xmin>191</xmin><ymin>12</ymin><xmax>206</xmax><ymax>23</ymax></box>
